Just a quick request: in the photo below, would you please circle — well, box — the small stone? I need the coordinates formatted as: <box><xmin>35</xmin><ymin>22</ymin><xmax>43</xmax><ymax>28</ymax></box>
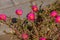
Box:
<box><xmin>12</xmin><ymin>18</ymin><xmax>17</xmax><ymax>23</ymax></box>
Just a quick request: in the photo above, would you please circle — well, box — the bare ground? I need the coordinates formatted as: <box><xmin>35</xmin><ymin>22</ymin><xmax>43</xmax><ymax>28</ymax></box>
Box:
<box><xmin>0</xmin><ymin>34</ymin><xmax>20</xmax><ymax>40</ymax></box>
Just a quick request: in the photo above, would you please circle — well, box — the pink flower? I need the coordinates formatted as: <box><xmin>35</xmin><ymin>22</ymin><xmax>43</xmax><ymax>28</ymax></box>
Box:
<box><xmin>55</xmin><ymin>16</ymin><xmax>60</xmax><ymax>23</ymax></box>
<box><xmin>22</xmin><ymin>33</ymin><xmax>28</xmax><ymax>39</ymax></box>
<box><xmin>50</xmin><ymin>10</ymin><xmax>57</xmax><ymax>17</ymax></box>
<box><xmin>15</xmin><ymin>9</ymin><xmax>23</xmax><ymax>15</ymax></box>
<box><xmin>32</xmin><ymin>5</ymin><xmax>38</xmax><ymax>12</ymax></box>
<box><xmin>0</xmin><ymin>14</ymin><xmax>7</xmax><ymax>21</ymax></box>
<box><xmin>39</xmin><ymin>37</ymin><xmax>46</xmax><ymax>40</ymax></box>
<box><xmin>27</xmin><ymin>12</ymin><xmax>35</xmax><ymax>21</ymax></box>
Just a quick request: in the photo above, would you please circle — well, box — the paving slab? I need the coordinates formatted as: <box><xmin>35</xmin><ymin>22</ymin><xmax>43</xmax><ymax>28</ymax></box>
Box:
<box><xmin>13</xmin><ymin>0</ymin><xmax>30</xmax><ymax>5</ymax></box>
<box><xmin>0</xmin><ymin>0</ymin><xmax>13</xmax><ymax>9</ymax></box>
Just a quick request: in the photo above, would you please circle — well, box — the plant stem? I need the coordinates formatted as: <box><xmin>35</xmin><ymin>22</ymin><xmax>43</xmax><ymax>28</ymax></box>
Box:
<box><xmin>12</xmin><ymin>28</ymin><xmax>21</xmax><ymax>38</ymax></box>
<box><xmin>32</xmin><ymin>22</ymin><xmax>39</xmax><ymax>40</ymax></box>
<box><xmin>1</xmin><ymin>21</ymin><xmax>21</xmax><ymax>39</ymax></box>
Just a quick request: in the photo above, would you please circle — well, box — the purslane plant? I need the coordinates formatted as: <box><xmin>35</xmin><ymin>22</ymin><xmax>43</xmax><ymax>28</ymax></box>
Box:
<box><xmin>0</xmin><ymin>0</ymin><xmax>60</xmax><ymax>40</ymax></box>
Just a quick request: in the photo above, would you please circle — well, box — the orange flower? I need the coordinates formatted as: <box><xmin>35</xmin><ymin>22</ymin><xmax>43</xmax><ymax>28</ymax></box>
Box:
<box><xmin>50</xmin><ymin>10</ymin><xmax>57</xmax><ymax>17</ymax></box>
<box><xmin>0</xmin><ymin>14</ymin><xmax>7</xmax><ymax>21</ymax></box>
<box><xmin>32</xmin><ymin>5</ymin><xmax>38</xmax><ymax>12</ymax></box>
<box><xmin>27</xmin><ymin>12</ymin><xmax>35</xmax><ymax>21</ymax></box>
<box><xmin>55</xmin><ymin>16</ymin><xmax>60</xmax><ymax>23</ymax></box>
<box><xmin>22</xmin><ymin>33</ymin><xmax>28</xmax><ymax>39</ymax></box>
<box><xmin>16</xmin><ymin>9</ymin><xmax>23</xmax><ymax>15</ymax></box>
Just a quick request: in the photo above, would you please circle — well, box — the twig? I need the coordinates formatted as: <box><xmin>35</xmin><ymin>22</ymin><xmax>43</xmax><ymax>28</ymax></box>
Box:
<box><xmin>32</xmin><ymin>22</ymin><xmax>39</xmax><ymax>40</ymax></box>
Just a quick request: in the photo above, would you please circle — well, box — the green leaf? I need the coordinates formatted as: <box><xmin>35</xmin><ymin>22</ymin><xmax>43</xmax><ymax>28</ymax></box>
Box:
<box><xmin>24</xmin><ymin>25</ymin><xmax>28</xmax><ymax>30</ymax></box>
<box><xmin>39</xmin><ymin>9</ymin><xmax>44</xmax><ymax>13</ymax></box>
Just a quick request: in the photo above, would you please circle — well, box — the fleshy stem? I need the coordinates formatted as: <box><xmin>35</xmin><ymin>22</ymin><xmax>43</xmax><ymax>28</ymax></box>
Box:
<box><xmin>0</xmin><ymin>21</ymin><xmax>21</xmax><ymax>39</ymax></box>
<box><xmin>32</xmin><ymin>22</ymin><xmax>39</xmax><ymax>40</ymax></box>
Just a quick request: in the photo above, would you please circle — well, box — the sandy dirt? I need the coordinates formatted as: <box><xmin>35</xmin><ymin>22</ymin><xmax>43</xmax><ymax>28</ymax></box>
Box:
<box><xmin>0</xmin><ymin>34</ymin><xmax>20</xmax><ymax>40</ymax></box>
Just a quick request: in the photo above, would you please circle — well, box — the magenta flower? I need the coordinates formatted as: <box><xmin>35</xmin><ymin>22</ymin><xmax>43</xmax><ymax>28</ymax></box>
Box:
<box><xmin>55</xmin><ymin>16</ymin><xmax>60</xmax><ymax>23</ymax></box>
<box><xmin>15</xmin><ymin>9</ymin><xmax>23</xmax><ymax>15</ymax></box>
<box><xmin>32</xmin><ymin>5</ymin><xmax>38</xmax><ymax>12</ymax></box>
<box><xmin>27</xmin><ymin>12</ymin><xmax>35</xmax><ymax>21</ymax></box>
<box><xmin>0</xmin><ymin>14</ymin><xmax>7</xmax><ymax>21</ymax></box>
<box><xmin>22</xmin><ymin>33</ymin><xmax>28</xmax><ymax>39</ymax></box>
<box><xmin>39</xmin><ymin>37</ymin><xmax>46</xmax><ymax>40</ymax></box>
<box><xmin>50</xmin><ymin>10</ymin><xmax>57</xmax><ymax>17</ymax></box>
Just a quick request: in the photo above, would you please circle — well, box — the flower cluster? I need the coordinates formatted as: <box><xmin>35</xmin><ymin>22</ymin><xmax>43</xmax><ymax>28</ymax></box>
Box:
<box><xmin>50</xmin><ymin>10</ymin><xmax>60</xmax><ymax>23</ymax></box>
<box><xmin>0</xmin><ymin>1</ymin><xmax>60</xmax><ymax>40</ymax></box>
